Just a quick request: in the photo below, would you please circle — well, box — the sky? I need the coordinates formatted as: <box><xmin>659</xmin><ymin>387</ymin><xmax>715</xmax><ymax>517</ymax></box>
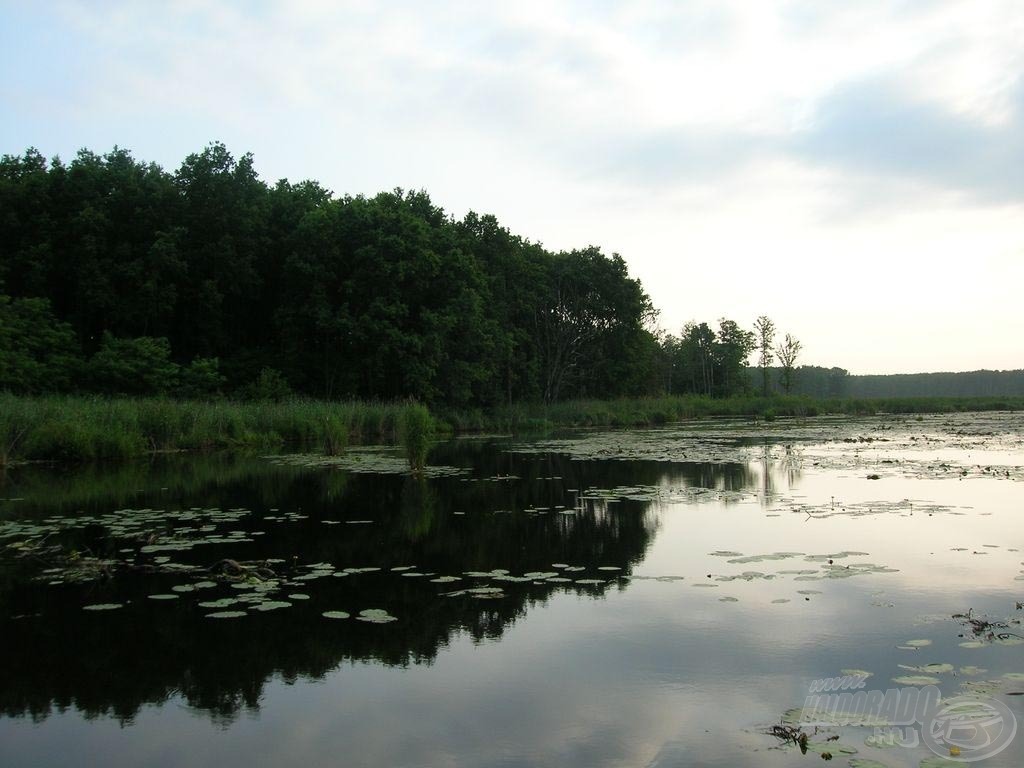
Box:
<box><xmin>1</xmin><ymin>0</ymin><xmax>1022</xmax><ymax>375</ymax></box>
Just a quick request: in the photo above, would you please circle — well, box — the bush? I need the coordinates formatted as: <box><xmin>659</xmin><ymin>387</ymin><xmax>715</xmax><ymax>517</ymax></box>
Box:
<box><xmin>399</xmin><ymin>403</ymin><xmax>434</xmax><ymax>472</ymax></box>
<box><xmin>176</xmin><ymin>357</ymin><xmax>226</xmax><ymax>398</ymax></box>
<box><xmin>241</xmin><ymin>368</ymin><xmax>293</xmax><ymax>402</ymax></box>
<box><xmin>89</xmin><ymin>333</ymin><xmax>179</xmax><ymax>395</ymax></box>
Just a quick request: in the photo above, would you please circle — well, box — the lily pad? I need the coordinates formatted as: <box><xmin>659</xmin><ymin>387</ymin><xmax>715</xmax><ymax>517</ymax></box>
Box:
<box><xmin>83</xmin><ymin>603</ymin><xmax>123</xmax><ymax>611</ymax></box>
<box><xmin>356</xmin><ymin>609</ymin><xmax>397</xmax><ymax>623</ymax></box>
<box><xmin>892</xmin><ymin>675</ymin><xmax>941</xmax><ymax>685</ymax></box>
<box><xmin>250</xmin><ymin>601</ymin><xmax>292</xmax><ymax>612</ymax></box>
<box><xmin>323</xmin><ymin>611</ymin><xmax>350</xmax><ymax>619</ymax></box>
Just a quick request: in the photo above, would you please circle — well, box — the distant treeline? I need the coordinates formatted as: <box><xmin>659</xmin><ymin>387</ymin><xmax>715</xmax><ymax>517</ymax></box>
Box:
<box><xmin>750</xmin><ymin>366</ymin><xmax>1024</xmax><ymax>399</ymax></box>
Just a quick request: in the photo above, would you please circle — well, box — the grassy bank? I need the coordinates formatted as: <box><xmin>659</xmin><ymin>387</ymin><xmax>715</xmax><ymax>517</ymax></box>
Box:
<box><xmin>0</xmin><ymin>394</ymin><xmax>420</xmax><ymax>465</ymax></box>
<box><xmin>3</xmin><ymin>392</ymin><xmax>1023</xmax><ymax>465</ymax></box>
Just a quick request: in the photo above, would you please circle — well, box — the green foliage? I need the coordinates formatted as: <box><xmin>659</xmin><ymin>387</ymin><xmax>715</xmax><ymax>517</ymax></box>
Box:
<box><xmin>0</xmin><ymin>295</ymin><xmax>81</xmax><ymax>393</ymax></box>
<box><xmin>0</xmin><ymin>144</ymin><xmax>664</xmax><ymax>406</ymax></box>
<box><xmin>242</xmin><ymin>368</ymin><xmax>293</xmax><ymax>402</ymax></box>
<box><xmin>0</xmin><ymin>393</ymin><xmax>38</xmax><ymax>465</ymax></box>
<box><xmin>398</xmin><ymin>403</ymin><xmax>434</xmax><ymax>472</ymax></box>
<box><xmin>662</xmin><ymin>317</ymin><xmax>756</xmax><ymax>398</ymax></box>
<box><xmin>89</xmin><ymin>333</ymin><xmax>179</xmax><ymax>395</ymax></box>
<box><xmin>176</xmin><ymin>357</ymin><xmax>225</xmax><ymax>398</ymax></box>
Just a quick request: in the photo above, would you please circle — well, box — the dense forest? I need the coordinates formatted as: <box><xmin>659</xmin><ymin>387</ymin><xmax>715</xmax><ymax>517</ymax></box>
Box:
<box><xmin>2</xmin><ymin>143</ymin><xmax>1022</xmax><ymax>405</ymax></box>
<box><xmin>0</xmin><ymin>143</ymin><xmax>773</xmax><ymax>405</ymax></box>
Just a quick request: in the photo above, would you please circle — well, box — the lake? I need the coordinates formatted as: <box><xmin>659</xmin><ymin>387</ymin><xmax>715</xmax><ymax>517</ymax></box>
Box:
<box><xmin>2</xmin><ymin>412</ymin><xmax>1023</xmax><ymax>767</ymax></box>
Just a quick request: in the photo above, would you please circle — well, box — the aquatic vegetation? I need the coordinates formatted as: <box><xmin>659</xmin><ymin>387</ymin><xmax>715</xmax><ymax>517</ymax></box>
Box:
<box><xmin>399</xmin><ymin>404</ymin><xmax>434</xmax><ymax>473</ymax></box>
<box><xmin>266</xmin><ymin>448</ymin><xmax>465</xmax><ymax>478</ymax></box>
<box><xmin>356</xmin><ymin>609</ymin><xmax>398</xmax><ymax>624</ymax></box>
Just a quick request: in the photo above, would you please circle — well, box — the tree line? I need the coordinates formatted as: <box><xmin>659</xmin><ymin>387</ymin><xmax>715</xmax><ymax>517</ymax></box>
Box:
<box><xmin>1</xmin><ymin>143</ymin><xmax>806</xmax><ymax>404</ymax></box>
<box><xmin>759</xmin><ymin>366</ymin><xmax>1024</xmax><ymax>399</ymax></box>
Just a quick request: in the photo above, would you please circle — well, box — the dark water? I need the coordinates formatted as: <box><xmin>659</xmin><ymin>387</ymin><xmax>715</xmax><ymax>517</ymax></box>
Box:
<box><xmin>1</xmin><ymin>414</ymin><xmax>1023</xmax><ymax>767</ymax></box>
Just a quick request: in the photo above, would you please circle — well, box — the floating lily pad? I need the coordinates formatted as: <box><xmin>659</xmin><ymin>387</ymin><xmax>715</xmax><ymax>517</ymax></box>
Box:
<box><xmin>250</xmin><ymin>601</ymin><xmax>292</xmax><ymax>612</ymax></box>
<box><xmin>323</xmin><ymin>611</ymin><xmax>350</xmax><ymax>619</ymax></box>
<box><xmin>959</xmin><ymin>666</ymin><xmax>987</xmax><ymax>675</ymax></box>
<box><xmin>148</xmin><ymin>594</ymin><xmax>179</xmax><ymax>600</ymax></box>
<box><xmin>994</xmin><ymin>635</ymin><xmax>1024</xmax><ymax>646</ymax></box>
<box><xmin>198</xmin><ymin>598</ymin><xmax>237</xmax><ymax>608</ymax></box>
<box><xmin>892</xmin><ymin>675</ymin><xmax>941</xmax><ymax>685</ymax></box>
<box><xmin>899</xmin><ymin>663</ymin><xmax>953</xmax><ymax>674</ymax></box>
<box><xmin>83</xmin><ymin>603</ymin><xmax>123</xmax><ymax>611</ymax></box>
<box><xmin>205</xmin><ymin>611</ymin><xmax>247</xmax><ymax>619</ymax></box>
<box><xmin>356</xmin><ymin>609</ymin><xmax>397</xmax><ymax>623</ymax></box>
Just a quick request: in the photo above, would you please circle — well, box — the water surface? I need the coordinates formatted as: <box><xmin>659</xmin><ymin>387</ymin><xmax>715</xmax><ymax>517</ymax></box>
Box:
<box><xmin>2</xmin><ymin>413</ymin><xmax>1023</xmax><ymax>767</ymax></box>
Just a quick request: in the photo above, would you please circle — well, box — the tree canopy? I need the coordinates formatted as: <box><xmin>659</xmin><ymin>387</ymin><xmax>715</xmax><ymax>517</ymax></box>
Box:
<box><xmin>0</xmin><ymin>144</ymin><xmax>662</xmax><ymax>404</ymax></box>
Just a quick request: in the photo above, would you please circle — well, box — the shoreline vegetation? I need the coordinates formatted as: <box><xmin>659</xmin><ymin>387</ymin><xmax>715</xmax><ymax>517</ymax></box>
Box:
<box><xmin>2</xmin><ymin>393</ymin><xmax>1023</xmax><ymax>466</ymax></box>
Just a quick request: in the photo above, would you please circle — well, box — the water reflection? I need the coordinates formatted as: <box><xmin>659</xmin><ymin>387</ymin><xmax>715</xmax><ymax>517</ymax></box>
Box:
<box><xmin>2</xmin><ymin>445</ymin><xmax>710</xmax><ymax>724</ymax></box>
<box><xmin>5</xmin><ymin>428</ymin><xmax>1021</xmax><ymax>768</ymax></box>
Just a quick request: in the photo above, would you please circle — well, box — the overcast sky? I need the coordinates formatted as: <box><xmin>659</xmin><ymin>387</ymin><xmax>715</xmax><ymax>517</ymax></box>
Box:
<box><xmin>2</xmin><ymin>0</ymin><xmax>1022</xmax><ymax>374</ymax></box>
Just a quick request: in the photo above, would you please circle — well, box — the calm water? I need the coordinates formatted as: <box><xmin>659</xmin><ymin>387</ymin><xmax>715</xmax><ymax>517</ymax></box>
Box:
<box><xmin>1</xmin><ymin>413</ymin><xmax>1023</xmax><ymax>767</ymax></box>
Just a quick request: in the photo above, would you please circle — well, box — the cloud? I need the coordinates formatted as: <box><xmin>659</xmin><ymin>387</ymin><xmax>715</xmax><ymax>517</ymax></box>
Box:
<box><xmin>790</xmin><ymin>77</ymin><xmax>1024</xmax><ymax>203</ymax></box>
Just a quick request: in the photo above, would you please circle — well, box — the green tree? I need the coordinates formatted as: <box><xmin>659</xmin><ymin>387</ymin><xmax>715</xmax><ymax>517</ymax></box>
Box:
<box><xmin>775</xmin><ymin>333</ymin><xmax>802</xmax><ymax>394</ymax></box>
<box><xmin>89</xmin><ymin>333</ymin><xmax>180</xmax><ymax>395</ymax></box>
<box><xmin>753</xmin><ymin>315</ymin><xmax>776</xmax><ymax>396</ymax></box>
<box><xmin>679</xmin><ymin>322</ymin><xmax>719</xmax><ymax>396</ymax></box>
<box><xmin>0</xmin><ymin>294</ymin><xmax>82</xmax><ymax>392</ymax></box>
<box><xmin>714</xmin><ymin>318</ymin><xmax>755</xmax><ymax>397</ymax></box>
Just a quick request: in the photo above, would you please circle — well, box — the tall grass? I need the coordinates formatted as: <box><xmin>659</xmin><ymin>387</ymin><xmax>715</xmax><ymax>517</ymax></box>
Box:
<box><xmin>398</xmin><ymin>403</ymin><xmax>434</xmax><ymax>472</ymax></box>
<box><xmin>0</xmin><ymin>395</ymin><xmax>416</xmax><ymax>464</ymax></box>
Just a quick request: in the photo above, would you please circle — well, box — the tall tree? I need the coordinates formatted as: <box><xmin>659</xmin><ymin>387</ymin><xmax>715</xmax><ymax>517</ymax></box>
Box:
<box><xmin>753</xmin><ymin>315</ymin><xmax>776</xmax><ymax>396</ymax></box>
<box><xmin>776</xmin><ymin>333</ymin><xmax>802</xmax><ymax>394</ymax></box>
<box><xmin>715</xmin><ymin>318</ymin><xmax>755</xmax><ymax>397</ymax></box>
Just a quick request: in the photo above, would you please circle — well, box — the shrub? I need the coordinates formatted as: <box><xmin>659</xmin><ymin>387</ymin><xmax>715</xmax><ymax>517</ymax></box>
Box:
<box><xmin>399</xmin><ymin>403</ymin><xmax>434</xmax><ymax>472</ymax></box>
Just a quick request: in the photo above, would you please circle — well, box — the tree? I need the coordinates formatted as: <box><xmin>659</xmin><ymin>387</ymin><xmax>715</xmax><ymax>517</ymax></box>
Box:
<box><xmin>715</xmin><ymin>318</ymin><xmax>755</xmax><ymax>397</ymax></box>
<box><xmin>776</xmin><ymin>333</ymin><xmax>802</xmax><ymax>394</ymax></box>
<box><xmin>89</xmin><ymin>333</ymin><xmax>179</xmax><ymax>395</ymax></box>
<box><xmin>677</xmin><ymin>321</ymin><xmax>717</xmax><ymax>396</ymax></box>
<box><xmin>0</xmin><ymin>294</ymin><xmax>82</xmax><ymax>393</ymax></box>
<box><xmin>753</xmin><ymin>316</ymin><xmax>776</xmax><ymax>396</ymax></box>
<box><xmin>533</xmin><ymin>248</ymin><xmax>652</xmax><ymax>402</ymax></box>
